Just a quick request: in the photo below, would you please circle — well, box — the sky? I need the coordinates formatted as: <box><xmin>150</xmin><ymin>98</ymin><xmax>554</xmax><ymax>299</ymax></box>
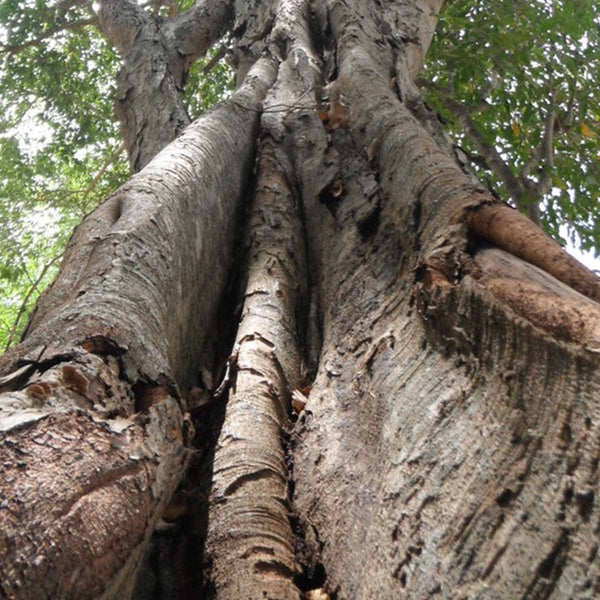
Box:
<box><xmin>566</xmin><ymin>236</ymin><xmax>599</xmax><ymax>272</ymax></box>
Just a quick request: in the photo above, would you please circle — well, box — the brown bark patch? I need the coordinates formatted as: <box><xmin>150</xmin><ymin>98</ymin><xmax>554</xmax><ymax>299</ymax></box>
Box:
<box><xmin>467</xmin><ymin>204</ymin><xmax>600</xmax><ymax>304</ymax></box>
<box><xmin>473</xmin><ymin>248</ymin><xmax>600</xmax><ymax>350</ymax></box>
<box><xmin>0</xmin><ymin>412</ymin><xmax>155</xmax><ymax>599</ymax></box>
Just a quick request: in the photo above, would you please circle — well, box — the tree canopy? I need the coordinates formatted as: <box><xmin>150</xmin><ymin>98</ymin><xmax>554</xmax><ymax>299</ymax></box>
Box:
<box><xmin>0</xmin><ymin>0</ymin><xmax>598</xmax><ymax>350</ymax></box>
<box><xmin>424</xmin><ymin>0</ymin><xmax>600</xmax><ymax>248</ymax></box>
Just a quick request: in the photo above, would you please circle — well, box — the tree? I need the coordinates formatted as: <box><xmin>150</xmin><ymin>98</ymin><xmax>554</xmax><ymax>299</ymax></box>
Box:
<box><xmin>422</xmin><ymin>0</ymin><xmax>600</xmax><ymax>248</ymax></box>
<box><xmin>1</xmin><ymin>0</ymin><xmax>600</xmax><ymax>598</ymax></box>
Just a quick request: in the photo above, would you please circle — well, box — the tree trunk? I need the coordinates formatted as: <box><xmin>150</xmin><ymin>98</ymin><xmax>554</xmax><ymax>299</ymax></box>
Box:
<box><xmin>2</xmin><ymin>0</ymin><xmax>600</xmax><ymax>599</ymax></box>
<box><xmin>98</xmin><ymin>0</ymin><xmax>235</xmax><ymax>172</ymax></box>
<box><xmin>0</xmin><ymin>56</ymin><xmax>276</xmax><ymax>599</ymax></box>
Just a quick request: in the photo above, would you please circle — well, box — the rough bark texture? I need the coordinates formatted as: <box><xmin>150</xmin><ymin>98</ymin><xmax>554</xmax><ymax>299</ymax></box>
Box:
<box><xmin>2</xmin><ymin>0</ymin><xmax>600</xmax><ymax>599</ymax></box>
<box><xmin>0</xmin><ymin>55</ymin><xmax>276</xmax><ymax>598</ymax></box>
<box><xmin>99</xmin><ymin>0</ymin><xmax>235</xmax><ymax>172</ymax></box>
<box><xmin>199</xmin><ymin>6</ymin><xmax>318</xmax><ymax>597</ymax></box>
<box><xmin>202</xmin><ymin>140</ymin><xmax>305</xmax><ymax>599</ymax></box>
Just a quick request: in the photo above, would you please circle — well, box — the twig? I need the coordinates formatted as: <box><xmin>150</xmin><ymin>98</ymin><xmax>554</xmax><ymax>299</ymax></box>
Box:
<box><xmin>15</xmin><ymin>250</ymin><xmax>36</xmax><ymax>288</ymax></box>
<box><xmin>0</xmin><ymin>17</ymin><xmax>98</xmax><ymax>54</ymax></box>
<box><xmin>202</xmin><ymin>45</ymin><xmax>227</xmax><ymax>75</ymax></box>
<box><xmin>536</xmin><ymin>92</ymin><xmax>556</xmax><ymax>197</ymax></box>
<box><xmin>79</xmin><ymin>141</ymin><xmax>127</xmax><ymax>213</ymax></box>
<box><xmin>4</xmin><ymin>252</ymin><xmax>64</xmax><ymax>351</ymax></box>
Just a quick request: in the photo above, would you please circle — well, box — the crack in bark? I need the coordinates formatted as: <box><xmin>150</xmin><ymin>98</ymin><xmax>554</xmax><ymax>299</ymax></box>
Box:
<box><xmin>55</xmin><ymin>460</ymin><xmax>146</xmax><ymax>520</ymax></box>
<box><xmin>222</xmin><ymin>467</ymin><xmax>287</xmax><ymax>498</ymax></box>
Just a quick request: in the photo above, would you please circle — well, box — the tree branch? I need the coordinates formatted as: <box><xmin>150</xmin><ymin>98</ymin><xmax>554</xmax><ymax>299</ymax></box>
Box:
<box><xmin>56</xmin><ymin>0</ymin><xmax>93</xmax><ymax>13</ymax></box>
<box><xmin>3</xmin><ymin>252</ymin><xmax>64</xmax><ymax>352</ymax></box>
<box><xmin>518</xmin><ymin>95</ymin><xmax>557</xmax><ymax>224</ymax></box>
<box><xmin>442</xmin><ymin>95</ymin><xmax>526</xmax><ymax>208</ymax></box>
<box><xmin>540</xmin><ymin>111</ymin><xmax>556</xmax><ymax>187</ymax></box>
<box><xmin>0</xmin><ymin>17</ymin><xmax>98</xmax><ymax>54</ymax></box>
<box><xmin>202</xmin><ymin>44</ymin><xmax>228</xmax><ymax>74</ymax></box>
<box><xmin>163</xmin><ymin>0</ymin><xmax>235</xmax><ymax>67</ymax></box>
<box><xmin>98</xmin><ymin>0</ymin><xmax>148</xmax><ymax>54</ymax></box>
<box><xmin>15</xmin><ymin>249</ymin><xmax>36</xmax><ymax>288</ymax></box>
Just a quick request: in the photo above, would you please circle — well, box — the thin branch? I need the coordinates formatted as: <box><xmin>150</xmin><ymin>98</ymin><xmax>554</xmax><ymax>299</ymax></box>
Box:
<box><xmin>442</xmin><ymin>95</ymin><xmax>526</xmax><ymax>208</ymax></box>
<box><xmin>79</xmin><ymin>141</ymin><xmax>127</xmax><ymax>212</ymax></box>
<box><xmin>456</xmin><ymin>145</ymin><xmax>490</xmax><ymax>170</ymax></box>
<box><xmin>14</xmin><ymin>250</ymin><xmax>36</xmax><ymax>288</ymax></box>
<box><xmin>536</xmin><ymin>97</ymin><xmax>556</xmax><ymax>197</ymax></box>
<box><xmin>202</xmin><ymin>44</ymin><xmax>228</xmax><ymax>75</ymax></box>
<box><xmin>0</xmin><ymin>315</ymin><xmax>12</xmax><ymax>333</ymax></box>
<box><xmin>520</xmin><ymin>149</ymin><xmax>540</xmax><ymax>179</ymax></box>
<box><xmin>565</xmin><ymin>89</ymin><xmax>576</xmax><ymax>128</ymax></box>
<box><xmin>4</xmin><ymin>252</ymin><xmax>64</xmax><ymax>352</ymax></box>
<box><xmin>0</xmin><ymin>17</ymin><xmax>99</xmax><ymax>54</ymax></box>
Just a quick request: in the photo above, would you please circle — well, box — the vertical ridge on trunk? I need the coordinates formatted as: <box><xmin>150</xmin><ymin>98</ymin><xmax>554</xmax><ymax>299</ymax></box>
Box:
<box><xmin>202</xmin><ymin>140</ymin><xmax>306</xmax><ymax>598</ymax></box>
<box><xmin>0</xmin><ymin>59</ymin><xmax>277</xmax><ymax>600</ymax></box>
<box><xmin>201</xmin><ymin>5</ymin><xmax>316</xmax><ymax>592</ymax></box>
<box><xmin>199</xmin><ymin>4</ymin><xmax>324</xmax><ymax>595</ymax></box>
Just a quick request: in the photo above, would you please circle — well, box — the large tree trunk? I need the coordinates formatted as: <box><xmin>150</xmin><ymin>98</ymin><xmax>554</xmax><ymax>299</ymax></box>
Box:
<box><xmin>0</xmin><ymin>54</ymin><xmax>276</xmax><ymax>599</ymax></box>
<box><xmin>2</xmin><ymin>0</ymin><xmax>600</xmax><ymax>598</ymax></box>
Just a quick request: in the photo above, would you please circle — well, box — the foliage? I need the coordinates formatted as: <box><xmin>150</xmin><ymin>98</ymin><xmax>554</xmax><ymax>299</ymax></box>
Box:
<box><xmin>423</xmin><ymin>0</ymin><xmax>600</xmax><ymax>253</ymax></box>
<box><xmin>0</xmin><ymin>0</ymin><xmax>233</xmax><ymax>351</ymax></box>
<box><xmin>184</xmin><ymin>43</ymin><xmax>235</xmax><ymax>116</ymax></box>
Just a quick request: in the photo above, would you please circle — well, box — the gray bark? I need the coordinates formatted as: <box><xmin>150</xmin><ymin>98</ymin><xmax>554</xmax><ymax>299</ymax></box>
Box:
<box><xmin>0</xmin><ymin>58</ymin><xmax>276</xmax><ymax>599</ymax></box>
<box><xmin>98</xmin><ymin>0</ymin><xmax>234</xmax><ymax>172</ymax></box>
<box><xmin>2</xmin><ymin>0</ymin><xmax>600</xmax><ymax>599</ymax></box>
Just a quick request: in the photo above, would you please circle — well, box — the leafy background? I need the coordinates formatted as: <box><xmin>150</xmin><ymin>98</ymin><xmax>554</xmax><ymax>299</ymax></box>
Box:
<box><xmin>0</xmin><ymin>0</ymin><xmax>233</xmax><ymax>350</ymax></box>
<box><xmin>423</xmin><ymin>0</ymin><xmax>600</xmax><ymax>252</ymax></box>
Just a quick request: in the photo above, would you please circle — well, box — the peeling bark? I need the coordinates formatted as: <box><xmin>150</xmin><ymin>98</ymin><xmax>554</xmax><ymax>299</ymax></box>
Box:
<box><xmin>98</xmin><ymin>0</ymin><xmax>234</xmax><ymax>171</ymax></box>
